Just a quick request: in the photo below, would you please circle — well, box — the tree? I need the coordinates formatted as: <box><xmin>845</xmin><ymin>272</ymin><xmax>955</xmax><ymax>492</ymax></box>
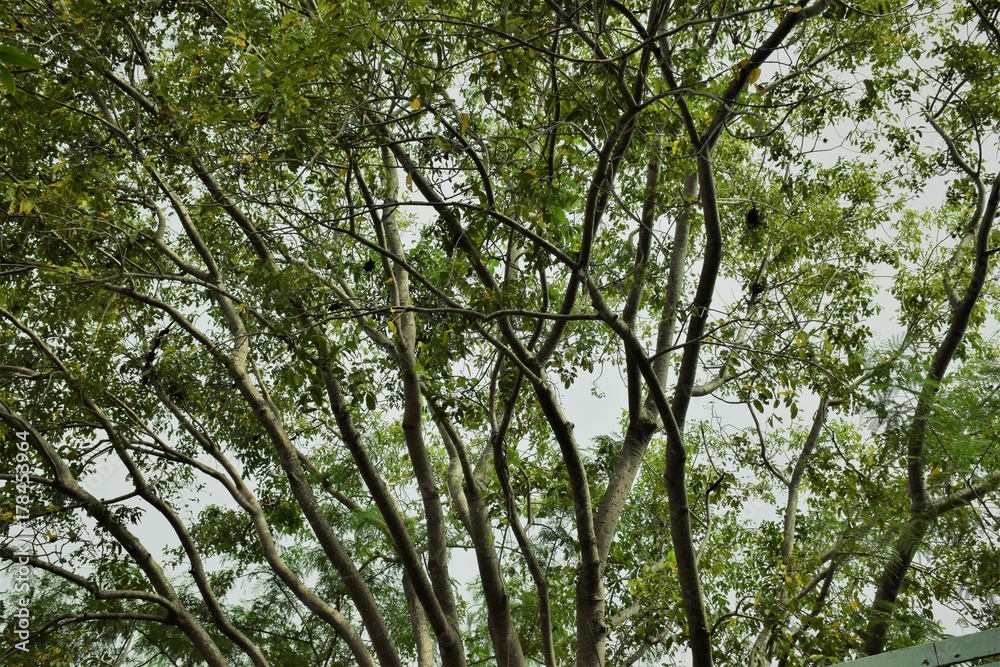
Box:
<box><xmin>1</xmin><ymin>0</ymin><xmax>999</xmax><ymax>665</ymax></box>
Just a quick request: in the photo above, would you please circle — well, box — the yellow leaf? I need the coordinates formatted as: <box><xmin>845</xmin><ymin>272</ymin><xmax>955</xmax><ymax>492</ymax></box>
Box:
<box><xmin>523</xmin><ymin>168</ymin><xmax>536</xmax><ymax>176</ymax></box>
<box><xmin>406</xmin><ymin>172</ymin><xmax>413</xmax><ymax>190</ymax></box>
<box><xmin>387</xmin><ymin>321</ymin><xmax>397</xmax><ymax>334</ymax></box>
<box><xmin>460</xmin><ymin>112</ymin><xmax>469</xmax><ymax>134</ymax></box>
<box><xmin>754</xmin><ymin>83</ymin><xmax>766</xmax><ymax>93</ymax></box>
<box><xmin>789</xmin><ymin>4</ymin><xmax>803</xmax><ymax>11</ymax></box>
<box><xmin>410</xmin><ymin>98</ymin><xmax>421</xmax><ymax>109</ymax></box>
<box><xmin>236</xmin><ymin>303</ymin><xmax>246</xmax><ymax>313</ymax></box>
<box><xmin>748</xmin><ymin>68</ymin><xmax>761</xmax><ymax>84</ymax></box>
<box><xmin>190</xmin><ymin>66</ymin><xmax>200</xmax><ymax>75</ymax></box>
<box><xmin>733</xmin><ymin>59</ymin><xmax>752</xmax><ymax>73</ymax></box>
<box><xmin>18</xmin><ymin>199</ymin><xmax>33</xmax><ymax>214</ymax></box>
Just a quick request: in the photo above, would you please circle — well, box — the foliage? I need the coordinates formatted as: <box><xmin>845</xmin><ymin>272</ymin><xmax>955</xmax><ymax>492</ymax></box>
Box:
<box><xmin>1</xmin><ymin>0</ymin><xmax>999</xmax><ymax>665</ymax></box>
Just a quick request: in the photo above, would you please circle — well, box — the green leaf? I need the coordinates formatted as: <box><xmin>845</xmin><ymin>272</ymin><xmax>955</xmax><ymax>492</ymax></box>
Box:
<box><xmin>0</xmin><ymin>65</ymin><xmax>15</xmax><ymax>94</ymax></box>
<box><xmin>0</xmin><ymin>45</ymin><xmax>39</xmax><ymax>70</ymax></box>
<box><xmin>434</xmin><ymin>135</ymin><xmax>451</xmax><ymax>153</ymax></box>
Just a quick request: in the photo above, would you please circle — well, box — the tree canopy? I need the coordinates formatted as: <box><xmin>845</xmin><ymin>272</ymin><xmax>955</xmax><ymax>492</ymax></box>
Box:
<box><xmin>1</xmin><ymin>0</ymin><xmax>1000</xmax><ymax>665</ymax></box>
